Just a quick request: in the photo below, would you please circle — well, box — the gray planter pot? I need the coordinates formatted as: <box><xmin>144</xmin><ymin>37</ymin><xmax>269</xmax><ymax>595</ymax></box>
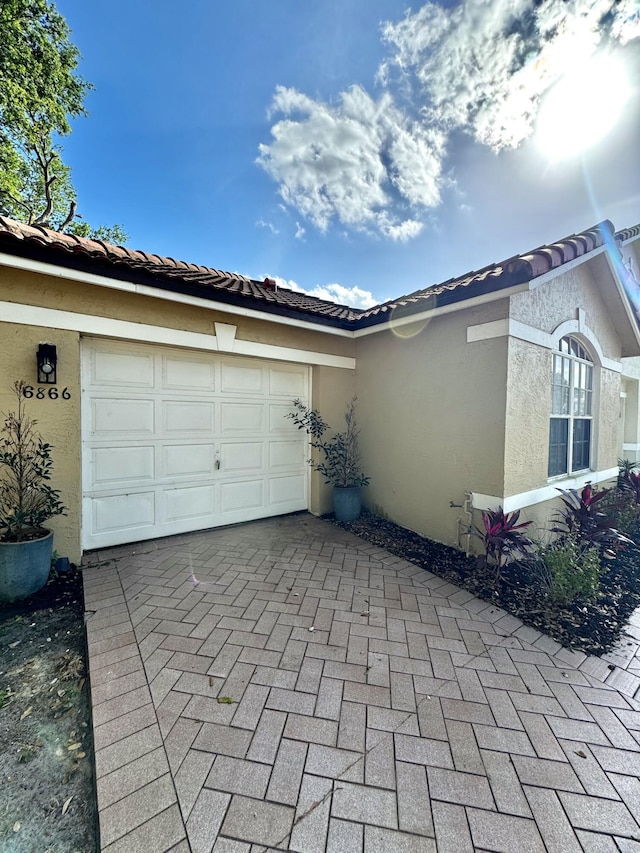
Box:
<box><xmin>333</xmin><ymin>486</ymin><xmax>361</xmax><ymax>522</ymax></box>
<box><xmin>0</xmin><ymin>531</ymin><xmax>53</xmax><ymax>603</ymax></box>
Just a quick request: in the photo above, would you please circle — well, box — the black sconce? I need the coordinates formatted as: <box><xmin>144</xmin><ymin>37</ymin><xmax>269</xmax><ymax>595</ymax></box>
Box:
<box><xmin>37</xmin><ymin>343</ymin><xmax>57</xmax><ymax>385</ymax></box>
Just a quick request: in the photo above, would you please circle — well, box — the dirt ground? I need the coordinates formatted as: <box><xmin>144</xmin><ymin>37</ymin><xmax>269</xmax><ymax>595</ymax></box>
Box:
<box><xmin>0</xmin><ymin>568</ymin><xmax>97</xmax><ymax>853</ymax></box>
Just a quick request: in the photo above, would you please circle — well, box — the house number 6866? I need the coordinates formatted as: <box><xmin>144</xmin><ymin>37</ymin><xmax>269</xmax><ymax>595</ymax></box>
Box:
<box><xmin>22</xmin><ymin>386</ymin><xmax>71</xmax><ymax>400</ymax></box>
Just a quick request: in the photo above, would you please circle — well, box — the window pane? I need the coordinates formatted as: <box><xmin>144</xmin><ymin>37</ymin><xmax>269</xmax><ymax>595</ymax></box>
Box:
<box><xmin>574</xmin><ymin>388</ymin><xmax>587</xmax><ymax>416</ymax></box>
<box><xmin>553</xmin><ymin>386</ymin><xmax>570</xmax><ymax>414</ymax></box>
<box><xmin>549</xmin><ymin>418</ymin><xmax>569</xmax><ymax>477</ymax></box>
<box><xmin>585</xmin><ymin>389</ymin><xmax>593</xmax><ymax>416</ymax></box>
<box><xmin>551</xmin><ymin>356</ymin><xmax>570</xmax><ymax>414</ymax></box>
<box><xmin>572</xmin><ymin>419</ymin><xmax>591</xmax><ymax>471</ymax></box>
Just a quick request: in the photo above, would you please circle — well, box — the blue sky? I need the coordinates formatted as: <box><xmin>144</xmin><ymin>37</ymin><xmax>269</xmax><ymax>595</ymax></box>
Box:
<box><xmin>57</xmin><ymin>0</ymin><xmax>640</xmax><ymax>308</ymax></box>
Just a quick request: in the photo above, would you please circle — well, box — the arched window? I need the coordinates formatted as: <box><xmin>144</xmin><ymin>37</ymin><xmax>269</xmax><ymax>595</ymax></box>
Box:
<box><xmin>549</xmin><ymin>336</ymin><xmax>594</xmax><ymax>477</ymax></box>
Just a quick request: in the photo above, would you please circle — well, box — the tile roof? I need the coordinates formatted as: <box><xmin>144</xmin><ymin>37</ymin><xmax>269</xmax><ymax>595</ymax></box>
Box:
<box><xmin>0</xmin><ymin>216</ymin><xmax>635</xmax><ymax>331</ymax></box>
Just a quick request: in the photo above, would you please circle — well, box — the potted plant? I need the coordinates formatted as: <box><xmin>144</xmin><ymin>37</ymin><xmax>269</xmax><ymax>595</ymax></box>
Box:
<box><xmin>288</xmin><ymin>396</ymin><xmax>370</xmax><ymax>522</ymax></box>
<box><xmin>0</xmin><ymin>380</ymin><xmax>66</xmax><ymax>602</ymax></box>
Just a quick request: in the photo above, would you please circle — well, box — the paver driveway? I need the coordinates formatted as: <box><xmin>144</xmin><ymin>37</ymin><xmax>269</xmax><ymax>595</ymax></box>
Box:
<box><xmin>83</xmin><ymin>514</ymin><xmax>640</xmax><ymax>852</ymax></box>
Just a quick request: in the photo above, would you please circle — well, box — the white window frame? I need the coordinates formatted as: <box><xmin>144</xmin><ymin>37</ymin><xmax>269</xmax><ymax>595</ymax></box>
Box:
<box><xmin>548</xmin><ymin>335</ymin><xmax>594</xmax><ymax>478</ymax></box>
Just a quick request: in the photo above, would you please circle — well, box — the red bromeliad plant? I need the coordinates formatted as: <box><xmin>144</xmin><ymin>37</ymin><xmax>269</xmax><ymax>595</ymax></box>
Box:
<box><xmin>471</xmin><ymin>507</ymin><xmax>533</xmax><ymax>581</ymax></box>
<box><xmin>554</xmin><ymin>484</ymin><xmax>632</xmax><ymax>556</ymax></box>
<box><xmin>626</xmin><ymin>471</ymin><xmax>640</xmax><ymax>505</ymax></box>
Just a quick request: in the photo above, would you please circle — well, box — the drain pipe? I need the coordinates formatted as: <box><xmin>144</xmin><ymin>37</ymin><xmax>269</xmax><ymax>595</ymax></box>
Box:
<box><xmin>450</xmin><ymin>492</ymin><xmax>474</xmax><ymax>556</ymax></box>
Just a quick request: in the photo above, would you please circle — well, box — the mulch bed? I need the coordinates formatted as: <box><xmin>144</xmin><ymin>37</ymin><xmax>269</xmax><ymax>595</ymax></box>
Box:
<box><xmin>336</xmin><ymin>510</ymin><xmax>640</xmax><ymax>657</ymax></box>
<box><xmin>0</xmin><ymin>568</ymin><xmax>97</xmax><ymax>853</ymax></box>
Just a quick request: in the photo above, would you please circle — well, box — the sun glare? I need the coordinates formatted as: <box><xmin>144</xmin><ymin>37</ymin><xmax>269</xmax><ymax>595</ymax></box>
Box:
<box><xmin>536</xmin><ymin>53</ymin><xmax>632</xmax><ymax>160</ymax></box>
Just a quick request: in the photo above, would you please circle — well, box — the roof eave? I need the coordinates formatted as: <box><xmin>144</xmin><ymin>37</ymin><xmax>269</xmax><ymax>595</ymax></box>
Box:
<box><xmin>0</xmin><ymin>237</ymin><xmax>358</xmax><ymax>332</ymax></box>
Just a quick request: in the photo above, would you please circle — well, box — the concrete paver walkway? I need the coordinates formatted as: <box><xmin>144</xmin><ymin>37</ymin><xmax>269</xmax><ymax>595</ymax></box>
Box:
<box><xmin>82</xmin><ymin>514</ymin><xmax>640</xmax><ymax>852</ymax></box>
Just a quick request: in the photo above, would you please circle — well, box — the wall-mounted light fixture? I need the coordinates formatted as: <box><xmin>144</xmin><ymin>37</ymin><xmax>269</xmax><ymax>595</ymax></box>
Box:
<box><xmin>37</xmin><ymin>343</ymin><xmax>57</xmax><ymax>385</ymax></box>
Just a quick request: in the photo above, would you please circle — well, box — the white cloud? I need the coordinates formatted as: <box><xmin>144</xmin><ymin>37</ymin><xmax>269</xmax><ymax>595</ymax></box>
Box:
<box><xmin>270</xmin><ymin>275</ymin><xmax>379</xmax><ymax>310</ymax></box>
<box><xmin>259</xmin><ymin>0</ymin><xmax>638</xmax><ymax>238</ymax></box>
<box><xmin>382</xmin><ymin>0</ymin><xmax>638</xmax><ymax>151</ymax></box>
<box><xmin>256</xmin><ymin>218</ymin><xmax>279</xmax><ymax>235</ymax></box>
<box><xmin>257</xmin><ymin>84</ymin><xmax>444</xmax><ymax>241</ymax></box>
<box><xmin>295</xmin><ymin>221</ymin><xmax>306</xmax><ymax>240</ymax></box>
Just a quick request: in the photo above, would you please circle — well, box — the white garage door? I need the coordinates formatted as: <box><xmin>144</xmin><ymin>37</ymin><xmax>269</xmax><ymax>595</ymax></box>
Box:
<box><xmin>81</xmin><ymin>339</ymin><xmax>310</xmax><ymax>550</ymax></box>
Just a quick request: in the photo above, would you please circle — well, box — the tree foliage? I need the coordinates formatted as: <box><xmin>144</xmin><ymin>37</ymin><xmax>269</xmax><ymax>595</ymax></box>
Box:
<box><xmin>0</xmin><ymin>0</ymin><xmax>126</xmax><ymax>241</ymax></box>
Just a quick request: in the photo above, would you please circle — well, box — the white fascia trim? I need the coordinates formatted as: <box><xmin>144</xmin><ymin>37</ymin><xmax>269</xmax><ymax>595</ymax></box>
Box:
<box><xmin>353</xmin><ymin>283</ymin><xmax>529</xmax><ymax>338</ymax></box>
<box><xmin>466</xmin><ymin>317</ymin><xmax>623</xmax><ymax>373</ymax></box>
<box><xmin>622</xmin><ymin>443</ymin><xmax>640</xmax><ymax>452</ymax></box>
<box><xmin>0</xmin><ymin>301</ymin><xmax>356</xmax><ymax>369</ymax></box>
<box><xmin>472</xmin><ymin>466</ymin><xmax>618</xmax><ymax>514</ymax></box>
<box><xmin>0</xmin><ymin>251</ymin><xmax>354</xmax><ymax>339</ymax></box>
<box><xmin>466</xmin><ymin>318</ymin><xmax>509</xmax><ymax>343</ymax></box>
<box><xmin>527</xmin><ymin>245</ymin><xmax>607</xmax><ymax>289</ymax></box>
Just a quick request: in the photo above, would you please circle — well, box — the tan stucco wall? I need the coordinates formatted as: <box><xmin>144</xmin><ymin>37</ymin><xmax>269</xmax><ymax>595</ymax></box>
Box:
<box><xmin>0</xmin><ymin>267</ymin><xmax>355</xmax><ymax>359</ymax></box>
<box><xmin>0</xmin><ymin>323</ymin><xmax>81</xmax><ymax>563</ymax></box>
<box><xmin>354</xmin><ymin>301</ymin><xmax>509</xmax><ymax>546</ymax></box>
<box><xmin>503</xmin><ymin>337</ymin><xmax>550</xmax><ymax>496</ymax></box>
<box><xmin>509</xmin><ymin>261</ymin><xmax>621</xmax><ymax>359</ymax></box>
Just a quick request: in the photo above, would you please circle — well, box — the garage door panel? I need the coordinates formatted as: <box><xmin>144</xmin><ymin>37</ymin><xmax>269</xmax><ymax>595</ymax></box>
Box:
<box><xmin>221</xmin><ymin>361</ymin><xmax>264</xmax><ymax>394</ymax></box>
<box><xmin>221</xmin><ymin>402</ymin><xmax>264</xmax><ymax>433</ymax></box>
<box><xmin>90</xmin><ymin>398</ymin><xmax>155</xmax><ymax>435</ymax></box>
<box><xmin>163</xmin><ymin>357</ymin><xmax>215</xmax><ymax>391</ymax></box>
<box><xmin>163</xmin><ymin>444</ymin><xmax>214</xmax><ymax>478</ymax></box>
<box><xmin>269</xmin><ymin>367</ymin><xmax>306</xmax><ymax>397</ymax></box>
<box><xmin>163</xmin><ymin>400</ymin><xmax>215</xmax><ymax>433</ymax></box>
<box><xmin>222</xmin><ymin>442</ymin><xmax>263</xmax><ymax>472</ymax></box>
<box><xmin>269</xmin><ymin>475</ymin><xmax>306</xmax><ymax>505</ymax></box>
<box><xmin>269</xmin><ymin>403</ymin><xmax>300</xmax><ymax>433</ymax></box>
<box><xmin>164</xmin><ymin>485</ymin><xmax>215</xmax><ymax>522</ymax></box>
<box><xmin>220</xmin><ymin>479</ymin><xmax>264</xmax><ymax>512</ymax></box>
<box><xmin>91</xmin><ymin>350</ymin><xmax>155</xmax><ymax>387</ymax></box>
<box><xmin>92</xmin><ymin>446</ymin><xmax>155</xmax><ymax>484</ymax></box>
<box><xmin>269</xmin><ymin>440</ymin><xmax>306</xmax><ymax>469</ymax></box>
<box><xmin>92</xmin><ymin>492</ymin><xmax>156</xmax><ymax>533</ymax></box>
<box><xmin>82</xmin><ymin>340</ymin><xmax>309</xmax><ymax>549</ymax></box>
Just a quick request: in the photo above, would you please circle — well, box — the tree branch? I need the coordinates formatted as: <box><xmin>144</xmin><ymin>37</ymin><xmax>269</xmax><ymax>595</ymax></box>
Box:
<box><xmin>59</xmin><ymin>199</ymin><xmax>76</xmax><ymax>231</ymax></box>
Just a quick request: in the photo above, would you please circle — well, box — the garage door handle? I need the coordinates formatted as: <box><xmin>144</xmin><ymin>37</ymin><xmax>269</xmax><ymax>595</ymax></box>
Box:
<box><xmin>215</xmin><ymin>452</ymin><xmax>221</xmax><ymax>470</ymax></box>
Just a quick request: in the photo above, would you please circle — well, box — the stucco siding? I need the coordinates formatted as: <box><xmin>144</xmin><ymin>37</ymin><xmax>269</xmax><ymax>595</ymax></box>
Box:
<box><xmin>510</xmin><ymin>261</ymin><xmax>621</xmax><ymax>359</ymax></box>
<box><xmin>598</xmin><ymin>367</ymin><xmax>622</xmax><ymax>467</ymax></box>
<box><xmin>0</xmin><ymin>323</ymin><xmax>81</xmax><ymax>563</ymax></box>
<box><xmin>504</xmin><ymin>337</ymin><xmax>550</xmax><ymax>496</ymax></box>
<box><xmin>355</xmin><ymin>302</ymin><xmax>509</xmax><ymax>547</ymax></box>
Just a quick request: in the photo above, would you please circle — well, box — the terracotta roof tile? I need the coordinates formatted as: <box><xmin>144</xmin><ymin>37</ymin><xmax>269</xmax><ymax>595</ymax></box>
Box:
<box><xmin>617</xmin><ymin>224</ymin><xmax>640</xmax><ymax>242</ymax></box>
<box><xmin>0</xmin><ymin>216</ymin><xmax>637</xmax><ymax>331</ymax></box>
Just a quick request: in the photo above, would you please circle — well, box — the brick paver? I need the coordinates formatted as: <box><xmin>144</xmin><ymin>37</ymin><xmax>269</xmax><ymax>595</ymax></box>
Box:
<box><xmin>83</xmin><ymin>513</ymin><xmax>640</xmax><ymax>851</ymax></box>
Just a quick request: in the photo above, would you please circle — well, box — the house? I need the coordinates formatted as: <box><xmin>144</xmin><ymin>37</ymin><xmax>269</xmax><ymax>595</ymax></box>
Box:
<box><xmin>1</xmin><ymin>215</ymin><xmax>639</xmax><ymax>564</ymax></box>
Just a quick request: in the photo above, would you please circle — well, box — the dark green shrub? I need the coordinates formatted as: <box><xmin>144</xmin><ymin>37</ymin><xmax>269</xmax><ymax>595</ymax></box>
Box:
<box><xmin>533</xmin><ymin>536</ymin><xmax>601</xmax><ymax>605</ymax></box>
